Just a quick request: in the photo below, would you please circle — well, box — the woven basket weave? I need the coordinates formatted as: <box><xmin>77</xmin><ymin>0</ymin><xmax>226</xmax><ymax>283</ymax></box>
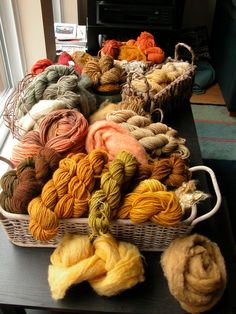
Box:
<box><xmin>121</xmin><ymin>42</ymin><xmax>196</xmax><ymax>120</ymax></box>
<box><xmin>0</xmin><ymin>164</ymin><xmax>221</xmax><ymax>251</ymax></box>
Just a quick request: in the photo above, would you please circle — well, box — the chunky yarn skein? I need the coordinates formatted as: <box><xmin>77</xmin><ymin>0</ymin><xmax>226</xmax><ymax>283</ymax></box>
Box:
<box><xmin>86</xmin><ymin>120</ymin><xmax>148</xmax><ymax>165</ymax></box>
<box><xmin>48</xmin><ymin>233</ymin><xmax>145</xmax><ymax>300</ymax></box>
<box><xmin>28</xmin><ymin>149</ymin><xmax>108</xmax><ymax>241</ymax></box>
<box><xmin>89</xmin><ymin>151</ymin><xmax>138</xmax><ymax>237</ymax></box>
<box><xmin>161</xmin><ymin>234</ymin><xmax>227</xmax><ymax>313</ymax></box>
<box><xmin>117</xmin><ymin>178</ymin><xmax>182</xmax><ymax>226</ymax></box>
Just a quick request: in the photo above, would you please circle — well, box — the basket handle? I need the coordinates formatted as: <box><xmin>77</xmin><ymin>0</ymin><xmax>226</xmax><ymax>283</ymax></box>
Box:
<box><xmin>0</xmin><ymin>156</ymin><xmax>15</xmax><ymax>169</ymax></box>
<box><xmin>174</xmin><ymin>42</ymin><xmax>196</xmax><ymax>65</ymax></box>
<box><xmin>188</xmin><ymin>165</ymin><xmax>222</xmax><ymax>226</ymax></box>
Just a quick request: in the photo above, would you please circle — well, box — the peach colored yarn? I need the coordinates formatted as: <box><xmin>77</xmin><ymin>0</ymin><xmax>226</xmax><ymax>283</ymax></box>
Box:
<box><xmin>85</xmin><ymin>120</ymin><xmax>148</xmax><ymax>165</ymax></box>
<box><xmin>11</xmin><ymin>109</ymin><xmax>89</xmax><ymax>166</ymax></box>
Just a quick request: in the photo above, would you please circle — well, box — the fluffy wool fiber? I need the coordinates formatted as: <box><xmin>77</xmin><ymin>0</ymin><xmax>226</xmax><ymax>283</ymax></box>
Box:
<box><xmin>85</xmin><ymin>120</ymin><xmax>148</xmax><ymax>164</ymax></box>
<box><xmin>161</xmin><ymin>233</ymin><xmax>227</xmax><ymax>313</ymax></box>
<box><xmin>48</xmin><ymin>233</ymin><xmax>145</xmax><ymax>300</ymax></box>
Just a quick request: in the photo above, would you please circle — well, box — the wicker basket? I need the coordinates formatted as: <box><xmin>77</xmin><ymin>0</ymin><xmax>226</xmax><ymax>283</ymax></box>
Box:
<box><xmin>0</xmin><ymin>165</ymin><xmax>221</xmax><ymax>251</ymax></box>
<box><xmin>121</xmin><ymin>42</ymin><xmax>196</xmax><ymax>120</ymax></box>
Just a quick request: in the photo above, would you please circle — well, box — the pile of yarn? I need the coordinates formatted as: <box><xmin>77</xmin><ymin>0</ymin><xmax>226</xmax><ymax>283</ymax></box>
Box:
<box><xmin>11</xmin><ymin>109</ymin><xmax>89</xmax><ymax>166</ymax></box>
<box><xmin>82</xmin><ymin>55</ymin><xmax>126</xmax><ymax>94</ymax></box>
<box><xmin>122</xmin><ymin>60</ymin><xmax>191</xmax><ymax>99</ymax></box>
<box><xmin>99</xmin><ymin>31</ymin><xmax>165</xmax><ymax>64</ymax></box>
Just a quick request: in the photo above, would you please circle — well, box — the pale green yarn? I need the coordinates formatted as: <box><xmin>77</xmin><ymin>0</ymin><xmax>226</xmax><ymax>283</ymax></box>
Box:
<box><xmin>88</xmin><ymin>151</ymin><xmax>138</xmax><ymax>237</ymax></box>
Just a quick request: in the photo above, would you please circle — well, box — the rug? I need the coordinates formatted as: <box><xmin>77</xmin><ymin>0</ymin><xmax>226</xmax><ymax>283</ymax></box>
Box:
<box><xmin>191</xmin><ymin>104</ymin><xmax>236</xmax><ymax>241</ymax></box>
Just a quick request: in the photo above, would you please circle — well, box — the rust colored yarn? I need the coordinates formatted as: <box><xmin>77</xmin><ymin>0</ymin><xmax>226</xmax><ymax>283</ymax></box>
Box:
<box><xmin>0</xmin><ymin>148</ymin><xmax>62</xmax><ymax>214</ymax></box>
<box><xmin>99</xmin><ymin>39</ymin><xmax>122</xmax><ymax>59</ymax></box>
<box><xmin>28</xmin><ymin>149</ymin><xmax>108</xmax><ymax>241</ymax></box>
<box><xmin>137</xmin><ymin>154</ymin><xmax>191</xmax><ymax>189</ymax></box>
<box><xmin>31</xmin><ymin>58</ymin><xmax>53</xmax><ymax>76</ymax></box>
<box><xmin>116</xmin><ymin>179</ymin><xmax>183</xmax><ymax>226</ymax></box>
<box><xmin>11</xmin><ymin>109</ymin><xmax>89</xmax><ymax>166</ymax></box>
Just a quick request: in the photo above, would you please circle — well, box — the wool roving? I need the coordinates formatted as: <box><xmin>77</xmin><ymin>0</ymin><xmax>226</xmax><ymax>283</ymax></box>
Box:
<box><xmin>11</xmin><ymin>109</ymin><xmax>89</xmax><ymax>166</ymax></box>
<box><xmin>161</xmin><ymin>234</ymin><xmax>227</xmax><ymax>313</ymax></box>
<box><xmin>0</xmin><ymin>148</ymin><xmax>62</xmax><ymax>214</ymax></box>
<box><xmin>88</xmin><ymin>151</ymin><xmax>138</xmax><ymax>237</ymax></box>
<box><xmin>116</xmin><ymin>178</ymin><xmax>182</xmax><ymax>226</ymax></box>
<box><xmin>85</xmin><ymin>120</ymin><xmax>148</xmax><ymax>165</ymax></box>
<box><xmin>48</xmin><ymin>233</ymin><xmax>144</xmax><ymax>300</ymax></box>
<box><xmin>28</xmin><ymin>149</ymin><xmax>108</xmax><ymax>241</ymax></box>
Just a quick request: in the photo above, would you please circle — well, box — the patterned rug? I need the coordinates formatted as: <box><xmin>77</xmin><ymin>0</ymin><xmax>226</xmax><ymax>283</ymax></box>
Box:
<box><xmin>191</xmin><ymin>104</ymin><xmax>236</xmax><ymax>241</ymax></box>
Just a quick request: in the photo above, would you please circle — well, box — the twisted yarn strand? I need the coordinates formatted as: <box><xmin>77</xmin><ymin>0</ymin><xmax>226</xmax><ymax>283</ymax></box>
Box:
<box><xmin>88</xmin><ymin>151</ymin><xmax>138</xmax><ymax>237</ymax></box>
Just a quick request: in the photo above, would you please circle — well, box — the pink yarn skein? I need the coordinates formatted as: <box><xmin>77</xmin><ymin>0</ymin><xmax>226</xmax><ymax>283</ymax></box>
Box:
<box><xmin>86</xmin><ymin>120</ymin><xmax>148</xmax><ymax>164</ymax></box>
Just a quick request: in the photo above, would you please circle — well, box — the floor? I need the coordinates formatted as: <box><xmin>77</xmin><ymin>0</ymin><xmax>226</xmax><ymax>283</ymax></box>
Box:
<box><xmin>190</xmin><ymin>82</ymin><xmax>225</xmax><ymax>105</ymax></box>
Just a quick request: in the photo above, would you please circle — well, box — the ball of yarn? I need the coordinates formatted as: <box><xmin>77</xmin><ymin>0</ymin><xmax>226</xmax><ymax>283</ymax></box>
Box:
<box><xmin>85</xmin><ymin>120</ymin><xmax>148</xmax><ymax>165</ymax></box>
<box><xmin>161</xmin><ymin>234</ymin><xmax>227</xmax><ymax>313</ymax></box>
<box><xmin>48</xmin><ymin>233</ymin><xmax>145</xmax><ymax>300</ymax></box>
<box><xmin>11</xmin><ymin>109</ymin><xmax>89</xmax><ymax>166</ymax></box>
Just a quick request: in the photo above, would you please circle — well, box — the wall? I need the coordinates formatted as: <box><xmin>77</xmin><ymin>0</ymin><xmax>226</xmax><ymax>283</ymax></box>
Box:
<box><xmin>16</xmin><ymin>0</ymin><xmax>46</xmax><ymax>72</ymax></box>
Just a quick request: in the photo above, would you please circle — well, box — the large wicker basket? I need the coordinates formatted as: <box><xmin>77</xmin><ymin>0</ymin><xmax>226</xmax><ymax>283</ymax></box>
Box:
<box><xmin>121</xmin><ymin>42</ymin><xmax>196</xmax><ymax>120</ymax></box>
<box><xmin>0</xmin><ymin>165</ymin><xmax>221</xmax><ymax>251</ymax></box>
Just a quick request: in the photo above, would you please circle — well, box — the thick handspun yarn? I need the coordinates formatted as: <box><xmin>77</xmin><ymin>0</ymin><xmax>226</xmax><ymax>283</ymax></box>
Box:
<box><xmin>11</xmin><ymin>109</ymin><xmax>89</xmax><ymax>166</ymax></box>
<box><xmin>137</xmin><ymin>153</ymin><xmax>191</xmax><ymax>189</ymax></box>
<box><xmin>0</xmin><ymin>148</ymin><xmax>62</xmax><ymax>214</ymax></box>
<box><xmin>82</xmin><ymin>55</ymin><xmax>126</xmax><ymax>87</ymax></box>
<box><xmin>85</xmin><ymin>120</ymin><xmax>148</xmax><ymax>165</ymax></box>
<box><xmin>89</xmin><ymin>96</ymin><xmax>149</xmax><ymax>125</ymax></box>
<box><xmin>88</xmin><ymin>151</ymin><xmax>138</xmax><ymax>237</ymax></box>
<box><xmin>48</xmin><ymin>233</ymin><xmax>144</xmax><ymax>299</ymax></box>
<box><xmin>28</xmin><ymin>149</ymin><xmax>108</xmax><ymax>241</ymax></box>
<box><xmin>106</xmin><ymin>109</ymin><xmax>190</xmax><ymax>159</ymax></box>
<box><xmin>161</xmin><ymin>234</ymin><xmax>227</xmax><ymax>313</ymax></box>
<box><xmin>116</xmin><ymin>179</ymin><xmax>182</xmax><ymax>226</ymax></box>
<box><xmin>15</xmin><ymin>65</ymin><xmax>77</xmax><ymax>119</ymax></box>
<box><xmin>31</xmin><ymin>58</ymin><xmax>53</xmax><ymax>76</ymax></box>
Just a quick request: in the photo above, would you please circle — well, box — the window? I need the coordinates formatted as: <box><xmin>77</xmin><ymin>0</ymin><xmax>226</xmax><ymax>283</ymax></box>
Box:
<box><xmin>0</xmin><ymin>0</ymin><xmax>26</xmax><ymax>174</ymax></box>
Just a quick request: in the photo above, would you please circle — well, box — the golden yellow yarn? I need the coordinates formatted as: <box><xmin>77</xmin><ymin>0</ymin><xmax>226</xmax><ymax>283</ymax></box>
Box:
<box><xmin>48</xmin><ymin>233</ymin><xmax>145</xmax><ymax>300</ymax></box>
<box><xmin>117</xmin><ymin>179</ymin><xmax>182</xmax><ymax>226</ymax></box>
<box><xmin>28</xmin><ymin>149</ymin><xmax>108</xmax><ymax>241</ymax></box>
<box><xmin>88</xmin><ymin>151</ymin><xmax>138</xmax><ymax>237</ymax></box>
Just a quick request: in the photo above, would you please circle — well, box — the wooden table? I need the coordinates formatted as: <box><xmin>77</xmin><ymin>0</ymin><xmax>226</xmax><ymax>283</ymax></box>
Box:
<box><xmin>0</xmin><ymin>105</ymin><xmax>236</xmax><ymax>314</ymax></box>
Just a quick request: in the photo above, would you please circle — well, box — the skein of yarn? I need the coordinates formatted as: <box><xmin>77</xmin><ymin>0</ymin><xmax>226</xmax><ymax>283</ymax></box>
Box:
<box><xmin>161</xmin><ymin>234</ymin><xmax>227</xmax><ymax>313</ymax></box>
<box><xmin>116</xmin><ymin>179</ymin><xmax>183</xmax><ymax>226</ymax></box>
<box><xmin>0</xmin><ymin>148</ymin><xmax>62</xmax><ymax>214</ymax></box>
<box><xmin>28</xmin><ymin>149</ymin><xmax>108</xmax><ymax>241</ymax></box>
<box><xmin>48</xmin><ymin>233</ymin><xmax>145</xmax><ymax>300</ymax></box>
<box><xmin>11</xmin><ymin>109</ymin><xmax>89</xmax><ymax>166</ymax></box>
<box><xmin>31</xmin><ymin>58</ymin><xmax>53</xmax><ymax>76</ymax></box>
<box><xmin>85</xmin><ymin>120</ymin><xmax>148</xmax><ymax>165</ymax></box>
<box><xmin>88</xmin><ymin>151</ymin><xmax>138</xmax><ymax>237</ymax></box>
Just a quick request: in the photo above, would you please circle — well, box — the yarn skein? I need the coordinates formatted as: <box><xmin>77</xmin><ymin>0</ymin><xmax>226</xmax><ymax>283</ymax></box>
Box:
<box><xmin>0</xmin><ymin>148</ymin><xmax>62</xmax><ymax>214</ymax></box>
<box><xmin>28</xmin><ymin>149</ymin><xmax>108</xmax><ymax>241</ymax></box>
<box><xmin>88</xmin><ymin>151</ymin><xmax>138</xmax><ymax>237</ymax></box>
<box><xmin>85</xmin><ymin>120</ymin><xmax>148</xmax><ymax>165</ymax></box>
<box><xmin>11</xmin><ymin>109</ymin><xmax>89</xmax><ymax>166</ymax></box>
<box><xmin>161</xmin><ymin>234</ymin><xmax>227</xmax><ymax>313</ymax></box>
<box><xmin>116</xmin><ymin>178</ymin><xmax>183</xmax><ymax>226</ymax></box>
<box><xmin>48</xmin><ymin>233</ymin><xmax>145</xmax><ymax>300</ymax></box>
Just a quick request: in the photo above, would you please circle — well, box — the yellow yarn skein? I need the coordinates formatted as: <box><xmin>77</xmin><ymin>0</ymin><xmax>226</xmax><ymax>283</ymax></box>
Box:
<box><xmin>88</xmin><ymin>151</ymin><xmax>138</xmax><ymax>237</ymax></box>
<box><xmin>117</xmin><ymin>179</ymin><xmax>182</xmax><ymax>226</ymax></box>
<box><xmin>28</xmin><ymin>149</ymin><xmax>108</xmax><ymax>241</ymax></box>
<box><xmin>48</xmin><ymin>233</ymin><xmax>145</xmax><ymax>300</ymax></box>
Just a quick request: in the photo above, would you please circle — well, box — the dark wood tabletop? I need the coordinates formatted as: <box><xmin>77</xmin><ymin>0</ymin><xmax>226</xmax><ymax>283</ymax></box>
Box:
<box><xmin>0</xmin><ymin>104</ymin><xmax>236</xmax><ymax>314</ymax></box>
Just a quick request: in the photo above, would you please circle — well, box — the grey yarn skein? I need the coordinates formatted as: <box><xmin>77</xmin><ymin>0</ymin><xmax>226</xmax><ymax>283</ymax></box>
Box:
<box><xmin>16</xmin><ymin>65</ymin><xmax>78</xmax><ymax>119</ymax></box>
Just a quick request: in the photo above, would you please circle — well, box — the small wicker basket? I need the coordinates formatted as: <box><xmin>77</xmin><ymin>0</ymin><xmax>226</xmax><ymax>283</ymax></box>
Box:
<box><xmin>0</xmin><ymin>164</ymin><xmax>221</xmax><ymax>251</ymax></box>
<box><xmin>121</xmin><ymin>42</ymin><xmax>196</xmax><ymax>120</ymax></box>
